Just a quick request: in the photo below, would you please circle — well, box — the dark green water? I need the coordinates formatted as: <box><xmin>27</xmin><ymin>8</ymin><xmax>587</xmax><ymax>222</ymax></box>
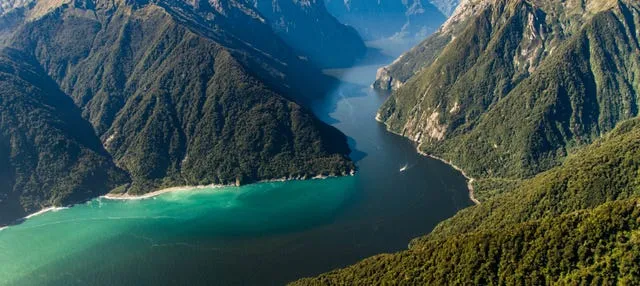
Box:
<box><xmin>0</xmin><ymin>43</ymin><xmax>471</xmax><ymax>285</ymax></box>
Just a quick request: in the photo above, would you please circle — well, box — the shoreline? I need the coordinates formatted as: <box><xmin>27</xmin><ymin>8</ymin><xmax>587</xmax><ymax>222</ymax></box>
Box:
<box><xmin>101</xmin><ymin>184</ymin><xmax>232</xmax><ymax>200</ymax></box>
<box><xmin>1</xmin><ymin>206</ymin><xmax>71</xmax><ymax>229</ymax></box>
<box><xmin>24</xmin><ymin>206</ymin><xmax>69</xmax><ymax>219</ymax></box>
<box><xmin>417</xmin><ymin>149</ymin><xmax>481</xmax><ymax>205</ymax></box>
<box><xmin>102</xmin><ymin>171</ymin><xmax>356</xmax><ymax>201</ymax></box>
<box><xmin>1</xmin><ymin>171</ymin><xmax>357</xmax><ymax>229</ymax></box>
<box><xmin>375</xmin><ymin>113</ymin><xmax>480</xmax><ymax>205</ymax></box>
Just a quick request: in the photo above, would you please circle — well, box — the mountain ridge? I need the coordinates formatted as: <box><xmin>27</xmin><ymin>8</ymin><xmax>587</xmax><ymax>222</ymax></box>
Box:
<box><xmin>377</xmin><ymin>0</ymin><xmax>640</xmax><ymax>185</ymax></box>
<box><xmin>324</xmin><ymin>0</ymin><xmax>451</xmax><ymax>42</ymax></box>
<box><xmin>292</xmin><ymin>0</ymin><xmax>640</xmax><ymax>283</ymax></box>
<box><xmin>0</xmin><ymin>0</ymin><xmax>356</xmax><ymax>225</ymax></box>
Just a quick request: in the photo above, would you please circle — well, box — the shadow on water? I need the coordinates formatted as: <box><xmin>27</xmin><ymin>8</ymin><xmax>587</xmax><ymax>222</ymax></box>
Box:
<box><xmin>0</xmin><ymin>41</ymin><xmax>473</xmax><ymax>286</ymax></box>
<box><xmin>346</xmin><ymin>137</ymin><xmax>368</xmax><ymax>162</ymax></box>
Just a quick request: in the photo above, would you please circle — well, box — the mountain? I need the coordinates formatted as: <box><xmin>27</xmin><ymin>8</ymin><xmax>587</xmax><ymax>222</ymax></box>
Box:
<box><xmin>429</xmin><ymin>0</ymin><xmax>460</xmax><ymax>15</ymax></box>
<box><xmin>0</xmin><ymin>48</ymin><xmax>129</xmax><ymax>226</ymax></box>
<box><xmin>377</xmin><ymin>0</ymin><xmax>640</xmax><ymax>193</ymax></box>
<box><xmin>292</xmin><ymin>117</ymin><xmax>640</xmax><ymax>285</ymax></box>
<box><xmin>0</xmin><ymin>0</ymin><xmax>31</xmax><ymax>43</ymax></box>
<box><xmin>0</xmin><ymin>0</ymin><xmax>355</xmax><ymax>225</ymax></box>
<box><xmin>323</xmin><ymin>0</ymin><xmax>452</xmax><ymax>42</ymax></box>
<box><xmin>250</xmin><ymin>0</ymin><xmax>366</xmax><ymax>68</ymax></box>
<box><xmin>291</xmin><ymin>0</ymin><xmax>640</xmax><ymax>283</ymax></box>
<box><xmin>373</xmin><ymin>0</ymin><xmax>518</xmax><ymax>90</ymax></box>
<box><xmin>0</xmin><ymin>0</ymin><xmax>31</xmax><ymax>15</ymax></box>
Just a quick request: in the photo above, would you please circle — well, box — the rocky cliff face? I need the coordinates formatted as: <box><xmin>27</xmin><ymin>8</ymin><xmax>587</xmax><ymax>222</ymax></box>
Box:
<box><xmin>250</xmin><ymin>0</ymin><xmax>366</xmax><ymax>68</ymax></box>
<box><xmin>378</xmin><ymin>0</ymin><xmax>640</xmax><ymax>181</ymax></box>
<box><xmin>0</xmin><ymin>0</ymin><xmax>355</xmax><ymax>225</ymax></box>
<box><xmin>324</xmin><ymin>0</ymin><xmax>453</xmax><ymax>42</ymax></box>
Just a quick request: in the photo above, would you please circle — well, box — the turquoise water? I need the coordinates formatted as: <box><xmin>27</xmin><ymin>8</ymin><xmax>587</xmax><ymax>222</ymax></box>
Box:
<box><xmin>0</xmin><ymin>178</ymin><xmax>356</xmax><ymax>285</ymax></box>
<box><xmin>0</xmin><ymin>42</ymin><xmax>471</xmax><ymax>285</ymax></box>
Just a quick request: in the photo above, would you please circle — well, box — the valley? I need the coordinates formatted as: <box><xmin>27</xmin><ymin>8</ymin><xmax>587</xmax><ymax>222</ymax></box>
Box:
<box><xmin>0</xmin><ymin>41</ymin><xmax>472</xmax><ymax>285</ymax></box>
<box><xmin>1</xmin><ymin>0</ymin><xmax>639</xmax><ymax>284</ymax></box>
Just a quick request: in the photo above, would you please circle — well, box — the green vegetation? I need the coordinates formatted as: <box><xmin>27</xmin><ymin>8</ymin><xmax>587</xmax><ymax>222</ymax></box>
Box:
<box><xmin>0</xmin><ymin>0</ymin><xmax>355</xmax><ymax>224</ymax></box>
<box><xmin>0</xmin><ymin>48</ymin><xmax>128</xmax><ymax>225</ymax></box>
<box><xmin>373</xmin><ymin>31</ymin><xmax>451</xmax><ymax>90</ymax></box>
<box><xmin>293</xmin><ymin>0</ymin><xmax>640</xmax><ymax>283</ymax></box>
<box><xmin>292</xmin><ymin>117</ymin><xmax>640</xmax><ymax>285</ymax></box>
<box><xmin>379</xmin><ymin>0</ymin><xmax>640</xmax><ymax>184</ymax></box>
<box><xmin>295</xmin><ymin>199</ymin><xmax>640</xmax><ymax>285</ymax></box>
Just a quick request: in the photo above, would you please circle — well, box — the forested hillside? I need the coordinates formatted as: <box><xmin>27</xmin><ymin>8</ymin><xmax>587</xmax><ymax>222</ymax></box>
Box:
<box><xmin>293</xmin><ymin>0</ymin><xmax>640</xmax><ymax>283</ymax></box>
<box><xmin>0</xmin><ymin>0</ymin><xmax>355</xmax><ymax>225</ymax></box>
<box><xmin>293</xmin><ymin>118</ymin><xmax>640</xmax><ymax>285</ymax></box>
<box><xmin>0</xmin><ymin>48</ymin><xmax>128</xmax><ymax>226</ymax></box>
<box><xmin>378</xmin><ymin>0</ymin><xmax>640</xmax><ymax>193</ymax></box>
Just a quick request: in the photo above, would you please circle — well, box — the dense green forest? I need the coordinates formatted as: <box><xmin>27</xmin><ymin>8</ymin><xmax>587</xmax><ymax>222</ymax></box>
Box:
<box><xmin>295</xmin><ymin>0</ymin><xmax>640</xmax><ymax>283</ymax></box>
<box><xmin>0</xmin><ymin>48</ymin><xmax>129</xmax><ymax>225</ymax></box>
<box><xmin>293</xmin><ymin>117</ymin><xmax>640</xmax><ymax>285</ymax></box>
<box><xmin>378</xmin><ymin>0</ymin><xmax>640</xmax><ymax>194</ymax></box>
<box><xmin>0</xmin><ymin>0</ymin><xmax>355</xmax><ymax>224</ymax></box>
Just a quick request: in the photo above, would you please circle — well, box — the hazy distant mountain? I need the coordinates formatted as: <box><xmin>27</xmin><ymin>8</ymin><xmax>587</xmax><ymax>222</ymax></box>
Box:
<box><xmin>251</xmin><ymin>0</ymin><xmax>366</xmax><ymax>67</ymax></box>
<box><xmin>324</xmin><ymin>0</ymin><xmax>457</xmax><ymax>41</ymax></box>
<box><xmin>0</xmin><ymin>0</ymin><xmax>31</xmax><ymax>14</ymax></box>
<box><xmin>0</xmin><ymin>0</ymin><xmax>355</xmax><ymax>225</ymax></box>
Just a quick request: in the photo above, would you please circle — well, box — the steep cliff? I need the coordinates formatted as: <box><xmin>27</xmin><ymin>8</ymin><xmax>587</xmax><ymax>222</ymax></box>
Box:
<box><xmin>378</xmin><ymin>0</ymin><xmax>640</xmax><ymax>184</ymax></box>
<box><xmin>0</xmin><ymin>48</ymin><xmax>128</xmax><ymax>226</ymax></box>
<box><xmin>0</xmin><ymin>0</ymin><xmax>355</xmax><ymax>224</ymax></box>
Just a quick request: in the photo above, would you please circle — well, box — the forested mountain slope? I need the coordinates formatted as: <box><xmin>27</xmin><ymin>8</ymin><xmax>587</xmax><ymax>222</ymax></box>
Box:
<box><xmin>373</xmin><ymin>0</ymin><xmax>490</xmax><ymax>90</ymax></box>
<box><xmin>293</xmin><ymin>117</ymin><xmax>640</xmax><ymax>285</ymax></box>
<box><xmin>0</xmin><ymin>0</ymin><xmax>355</xmax><ymax>225</ymax></box>
<box><xmin>0</xmin><ymin>48</ymin><xmax>128</xmax><ymax>226</ymax></box>
<box><xmin>292</xmin><ymin>0</ymin><xmax>640</xmax><ymax>283</ymax></box>
<box><xmin>378</xmin><ymin>0</ymin><xmax>640</xmax><ymax>191</ymax></box>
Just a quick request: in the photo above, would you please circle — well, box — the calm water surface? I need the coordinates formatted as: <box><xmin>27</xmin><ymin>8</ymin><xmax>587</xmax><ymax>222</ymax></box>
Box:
<box><xmin>0</xmin><ymin>43</ymin><xmax>471</xmax><ymax>285</ymax></box>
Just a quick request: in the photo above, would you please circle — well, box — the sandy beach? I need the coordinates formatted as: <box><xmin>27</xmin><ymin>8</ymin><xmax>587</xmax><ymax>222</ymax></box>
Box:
<box><xmin>101</xmin><ymin>184</ymin><xmax>232</xmax><ymax>200</ymax></box>
<box><xmin>24</xmin><ymin>207</ymin><xmax>69</xmax><ymax>219</ymax></box>
<box><xmin>1</xmin><ymin>172</ymin><xmax>358</xmax><ymax>229</ymax></box>
<box><xmin>101</xmin><ymin>173</ymin><xmax>354</xmax><ymax>201</ymax></box>
<box><xmin>0</xmin><ymin>206</ymin><xmax>72</xmax><ymax>229</ymax></box>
